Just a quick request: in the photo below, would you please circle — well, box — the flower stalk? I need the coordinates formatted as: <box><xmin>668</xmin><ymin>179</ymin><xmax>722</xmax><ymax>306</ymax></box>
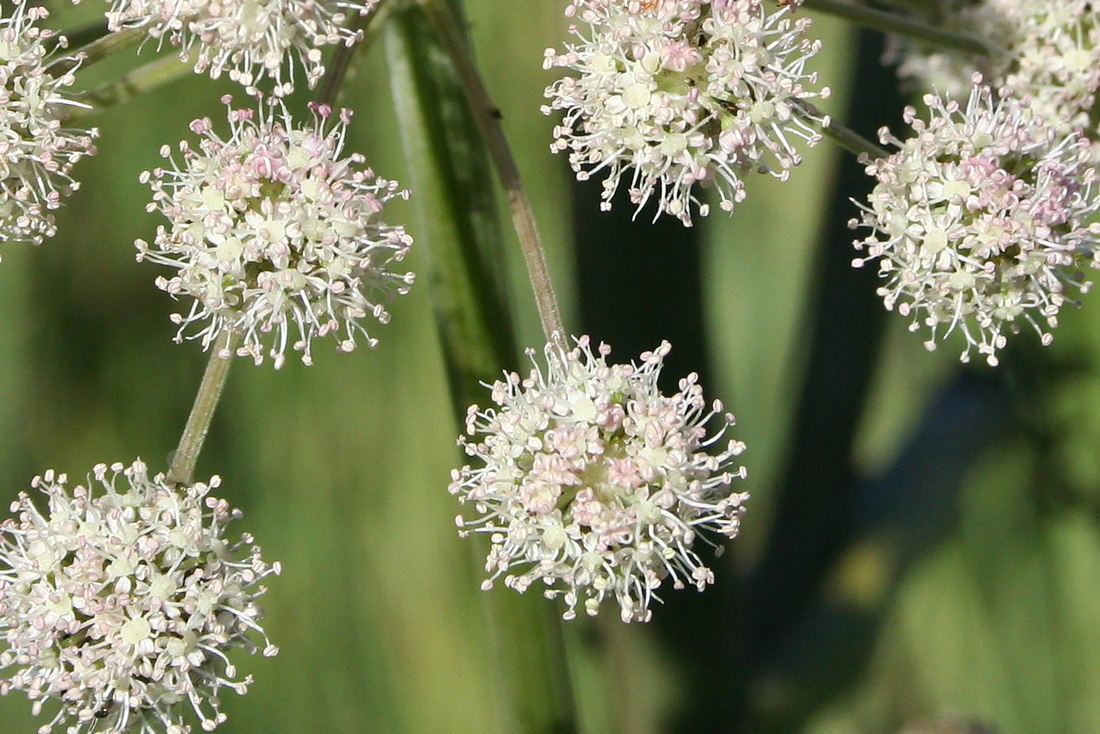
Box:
<box><xmin>159</xmin><ymin>11</ymin><xmax>387</xmax><ymax>484</ymax></box>
<box><xmin>318</xmin><ymin>0</ymin><xmax>403</xmax><ymax>107</ymax></box>
<box><xmin>822</xmin><ymin>114</ymin><xmax>890</xmax><ymax>160</ymax></box>
<box><xmin>384</xmin><ymin>5</ymin><xmax>518</xmax><ymax>418</ymax></box>
<box><xmin>388</xmin><ymin>4</ymin><xmax>576</xmax><ymax>730</ymax></box>
<box><xmin>49</xmin><ymin>25</ymin><xmax>144</xmax><ymax>74</ymax></box>
<box><xmin>418</xmin><ymin>0</ymin><xmax>565</xmax><ymax>345</ymax></box>
<box><xmin>167</xmin><ymin>331</ymin><xmax>238</xmax><ymax>486</ymax></box>
<box><xmin>76</xmin><ymin>52</ymin><xmax>198</xmax><ymax>112</ymax></box>
<box><xmin>802</xmin><ymin>0</ymin><xmax>1004</xmax><ymax>57</ymax></box>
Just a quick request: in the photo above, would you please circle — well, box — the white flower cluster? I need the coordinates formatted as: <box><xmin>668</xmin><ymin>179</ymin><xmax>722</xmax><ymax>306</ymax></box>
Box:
<box><xmin>0</xmin><ymin>0</ymin><xmax>98</xmax><ymax>249</ymax></box>
<box><xmin>105</xmin><ymin>0</ymin><xmax>376</xmax><ymax>96</ymax></box>
<box><xmin>137</xmin><ymin>97</ymin><xmax>415</xmax><ymax>369</ymax></box>
<box><xmin>851</xmin><ymin>77</ymin><xmax>1100</xmax><ymax>366</ymax></box>
<box><xmin>542</xmin><ymin>0</ymin><xmax>829</xmax><ymax>226</ymax></box>
<box><xmin>0</xmin><ymin>459</ymin><xmax>280</xmax><ymax>734</ymax></box>
<box><xmin>887</xmin><ymin>0</ymin><xmax>1100</xmax><ymax>145</ymax></box>
<box><xmin>450</xmin><ymin>336</ymin><xmax>748</xmax><ymax>623</ymax></box>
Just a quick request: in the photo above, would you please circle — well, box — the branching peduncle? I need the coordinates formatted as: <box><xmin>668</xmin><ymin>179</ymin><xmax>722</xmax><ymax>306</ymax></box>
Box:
<box><xmin>802</xmin><ymin>0</ymin><xmax>1006</xmax><ymax>58</ymax></box>
<box><xmin>74</xmin><ymin>52</ymin><xmax>197</xmax><ymax>113</ymax></box>
<box><xmin>796</xmin><ymin>101</ymin><xmax>891</xmax><ymax>160</ymax></box>
<box><xmin>317</xmin><ymin>0</ymin><xmax>402</xmax><ymax>109</ymax></box>
<box><xmin>49</xmin><ymin>26</ymin><xmax>145</xmax><ymax>75</ymax></box>
<box><xmin>418</xmin><ymin>0</ymin><xmax>566</xmax><ymax>347</ymax></box>
<box><xmin>167</xmin><ymin>332</ymin><xmax>240</xmax><ymax>487</ymax></box>
<box><xmin>823</xmin><ymin>116</ymin><xmax>891</xmax><ymax>160</ymax></box>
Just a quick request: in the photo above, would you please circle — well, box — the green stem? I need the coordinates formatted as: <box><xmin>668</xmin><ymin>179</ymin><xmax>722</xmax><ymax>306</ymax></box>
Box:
<box><xmin>50</xmin><ymin>26</ymin><xmax>146</xmax><ymax>75</ymax></box>
<box><xmin>386</xmin><ymin>7</ymin><xmax>577</xmax><ymax>732</ymax></box>
<box><xmin>167</xmin><ymin>332</ymin><xmax>239</xmax><ymax>486</ymax></box>
<box><xmin>317</xmin><ymin>9</ymin><xmax>367</xmax><ymax>107</ymax></box>
<box><xmin>823</xmin><ymin>115</ymin><xmax>890</xmax><ymax>160</ymax></box>
<box><xmin>384</xmin><ymin>6</ymin><xmax>518</xmax><ymax>418</ymax></box>
<box><xmin>802</xmin><ymin>0</ymin><xmax>1005</xmax><ymax>58</ymax></box>
<box><xmin>73</xmin><ymin>52</ymin><xmax>197</xmax><ymax>113</ymax></box>
<box><xmin>48</xmin><ymin>20</ymin><xmax>110</xmax><ymax>57</ymax></box>
<box><xmin>317</xmin><ymin>0</ymin><xmax>407</xmax><ymax>107</ymax></box>
<box><xmin>418</xmin><ymin>0</ymin><xmax>566</xmax><ymax>346</ymax></box>
<box><xmin>795</xmin><ymin>101</ymin><xmax>890</xmax><ymax>160</ymax></box>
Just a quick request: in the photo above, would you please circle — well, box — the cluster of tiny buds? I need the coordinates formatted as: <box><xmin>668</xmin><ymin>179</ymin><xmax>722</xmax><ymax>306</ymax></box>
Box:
<box><xmin>851</xmin><ymin>74</ymin><xmax>1100</xmax><ymax>365</ymax></box>
<box><xmin>137</xmin><ymin>96</ymin><xmax>414</xmax><ymax>368</ymax></box>
<box><xmin>450</xmin><ymin>336</ymin><xmax>748</xmax><ymax>622</ymax></box>
<box><xmin>103</xmin><ymin>0</ymin><xmax>378</xmax><ymax>97</ymax></box>
<box><xmin>0</xmin><ymin>0</ymin><xmax>98</xmax><ymax>250</ymax></box>
<box><xmin>0</xmin><ymin>459</ymin><xmax>280</xmax><ymax>734</ymax></box>
<box><xmin>542</xmin><ymin>0</ymin><xmax>828</xmax><ymax>225</ymax></box>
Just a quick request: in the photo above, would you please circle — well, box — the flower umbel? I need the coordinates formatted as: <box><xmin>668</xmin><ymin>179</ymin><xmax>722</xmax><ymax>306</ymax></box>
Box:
<box><xmin>105</xmin><ymin>0</ymin><xmax>376</xmax><ymax>96</ymax></box>
<box><xmin>450</xmin><ymin>337</ymin><xmax>748</xmax><ymax>623</ymax></box>
<box><xmin>0</xmin><ymin>459</ymin><xmax>280</xmax><ymax>734</ymax></box>
<box><xmin>137</xmin><ymin>97</ymin><xmax>414</xmax><ymax>368</ymax></box>
<box><xmin>542</xmin><ymin>0</ymin><xmax>829</xmax><ymax>225</ymax></box>
<box><xmin>0</xmin><ymin>0</ymin><xmax>98</xmax><ymax>248</ymax></box>
<box><xmin>851</xmin><ymin>76</ymin><xmax>1100</xmax><ymax>366</ymax></box>
<box><xmin>886</xmin><ymin>0</ymin><xmax>1100</xmax><ymax>145</ymax></box>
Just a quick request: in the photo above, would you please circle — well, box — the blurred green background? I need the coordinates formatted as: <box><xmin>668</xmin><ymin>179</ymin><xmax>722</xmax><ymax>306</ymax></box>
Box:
<box><xmin>3</xmin><ymin>2</ymin><xmax>1100</xmax><ymax>733</ymax></box>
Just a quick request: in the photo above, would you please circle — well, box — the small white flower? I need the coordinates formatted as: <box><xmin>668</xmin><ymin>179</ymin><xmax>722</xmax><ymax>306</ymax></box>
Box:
<box><xmin>887</xmin><ymin>0</ymin><xmax>1100</xmax><ymax>147</ymax></box>
<box><xmin>105</xmin><ymin>0</ymin><xmax>376</xmax><ymax>96</ymax></box>
<box><xmin>0</xmin><ymin>0</ymin><xmax>98</xmax><ymax>249</ymax></box>
<box><xmin>850</xmin><ymin>76</ymin><xmax>1100</xmax><ymax>366</ymax></box>
<box><xmin>137</xmin><ymin>96</ymin><xmax>414</xmax><ymax>369</ymax></box>
<box><xmin>0</xmin><ymin>459</ymin><xmax>280</xmax><ymax>734</ymax></box>
<box><xmin>542</xmin><ymin>0</ymin><xmax>829</xmax><ymax>225</ymax></box>
<box><xmin>450</xmin><ymin>336</ymin><xmax>748</xmax><ymax>623</ymax></box>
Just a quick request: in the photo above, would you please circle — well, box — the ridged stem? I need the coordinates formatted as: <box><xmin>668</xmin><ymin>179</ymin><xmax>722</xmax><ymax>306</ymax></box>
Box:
<box><xmin>822</xmin><ymin>115</ymin><xmax>890</xmax><ymax>160</ymax></box>
<box><xmin>316</xmin><ymin>1</ymin><xmax>398</xmax><ymax>109</ymax></box>
<box><xmin>418</xmin><ymin>0</ymin><xmax>565</xmax><ymax>346</ymax></box>
<box><xmin>51</xmin><ymin>26</ymin><xmax>145</xmax><ymax>74</ymax></box>
<box><xmin>802</xmin><ymin>0</ymin><xmax>1005</xmax><ymax>57</ymax></box>
<box><xmin>74</xmin><ymin>52</ymin><xmax>197</xmax><ymax>113</ymax></box>
<box><xmin>167</xmin><ymin>333</ymin><xmax>239</xmax><ymax>486</ymax></box>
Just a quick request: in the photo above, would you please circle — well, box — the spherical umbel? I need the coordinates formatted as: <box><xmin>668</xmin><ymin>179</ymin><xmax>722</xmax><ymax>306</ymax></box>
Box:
<box><xmin>851</xmin><ymin>76</ymin><xmax>1100</xmax><ymax>365</ymax></box>
<box><xmin>105</xmin><ymin>0</ymin><xmax>378</xmax><ymax>97</ymax></box>
<box><xmin>450</xmin><ymin>336</ymin><xmax>748</xmax><ymax>623</ymax></box>
<box><xmin>542</xmin><ymin>0</ymin><xmax>829</xmax><ymax>226</ymax></box>
<box><xmin>0</xmin><ymin>459</ymin><xmax>280</xmax><ymax>734</ymax></box>
<box><xmin>0</xmin><ymin>0</ymin><xmax>98</xmax><ymax>250</ymax></box>
<box><xmin>137</xmin><ymin>97</ymin><xmax>415</xmax><ymax>369</ymax></box>
<box><xmin>886</xmin><ymin>0</ymin><xmax>1100</xmax><ymax>152</ymax></box>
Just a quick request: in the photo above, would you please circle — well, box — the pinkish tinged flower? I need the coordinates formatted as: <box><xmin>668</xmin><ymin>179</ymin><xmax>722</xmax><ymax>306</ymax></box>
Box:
<box><xmin>0</xmin><ymin>459</ymin><xmax>280</xmax><ymax>734</ymax></box>
<box><xmin>850</xmin><ymin>76</ymin><xmax>1100</xmax><ymax>366</ymax></box>
<box><xmin>887</xmin><ymin>0</ymin><xmax>1100</xmax><ymax>149</ymax></box>
<box><xmin>136</xmin><ymin>96</ymin><xmax>414</xmax><ymax>369</ymax></box>
<box><xmin>0</xmin><ymin>0</ymin><xmax>98</xmax><ymax>250</ymax></box>
<box><xmin>542</xmin><ymin>0</ymin><xmax>829</xmax><ymax>226</ymax></box>
<box><xmin>450</xmin><ymin>336</ymin><xmax>748</xmax><ymax>623</ymax></box>
<box><xmin>105</xmin><ymin>0</ymin><xmax>376</xmax><ymax>97</ymax></box>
